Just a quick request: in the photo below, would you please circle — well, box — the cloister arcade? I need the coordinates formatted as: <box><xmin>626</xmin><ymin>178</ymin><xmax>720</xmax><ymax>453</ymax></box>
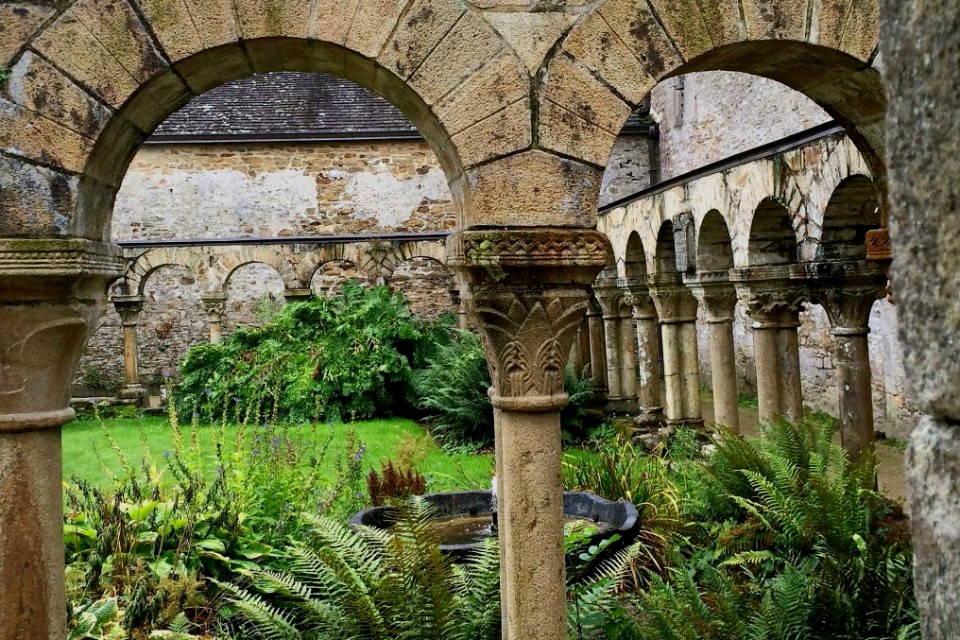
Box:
<box><xmin>2</xmin><ymin>0</ymin><xmax>959</xmax><ymax>638</ymax></box>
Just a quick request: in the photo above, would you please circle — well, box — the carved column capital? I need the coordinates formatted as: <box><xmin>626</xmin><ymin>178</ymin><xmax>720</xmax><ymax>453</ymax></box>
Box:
<box><xmin>805</xmin><ymin>261</ymin><xmax>886</xmax><ymax>335</ymax></box>
<box><xmin>201</xmin><ymin>293</ymin><xmax>227</xmax><ymax>321</ymax></box>
<box><xmin>282</xmin><ymin>287</ymin><xmax>313</xmax><ymax>302</ymax></box>
<box><xmin>112</xmin><ymin>295</ymin><xmax>145</xmax><ymax>326</ymax></box>
<box><xmin>448</xmin><ymin>228</ymin><xmax>609</xmax><ymax>412</ymax></box>
<box><xmin>734</xmin><ymin>286</ymin><xmax>808</xmax><ymax>328</ymax></box>
<box><xmin>0</xmin><ymin>239</ymin><xmax>126</xmax><ymax>431</ymax></box>
<box><xmin>689</xmin><ymin>280</ymin><xmax>738</xmax><ymax>324</ymax></box>
<box><xmin>648</xmin><ymin>276</ymin><xmax>698</xmax><ymax>324</ymax></box>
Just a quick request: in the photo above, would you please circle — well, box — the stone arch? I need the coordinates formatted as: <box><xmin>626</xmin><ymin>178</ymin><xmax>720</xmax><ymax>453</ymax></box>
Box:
<box><xmin>298</xmin><ymin>244</ymin><xmax>376</xmax><ymax>285</ymax></box>
<box><xmin>542</xmin><ymin>1</ymin><xmax>884</xmax><ymax>210</ymax></box>
<box><xmin>1</xmin><ymin>1</ymin><xmax>531</xmax><ymax>240</ymax></box>
<box><xmin>217</xmin><ymin>246</ymin><xmax>290</xmax><ymax>294</ymax></box>
<box><xmin>624</xmin><ymin>231</ymin><xmax>647</xmax><ymax>280</ymax></box>
<box><xmin>389</xmin><ymin>255</ymin><xmax>455</xmax><ymax>319</ymax></box>
<box><xmin>748</xmin><ymin>198</ymin><xmax>798</xmax><ymax>267</ymax></box>
<box><xmin>653</xmin><ymin>220</ymin><xmax>678</xmax><ymax>276</ymax></box>
<box><xmin>310</xmin><ymin>258</ymin><xmax>368</xmax><ymax>297</ymax></box>
<box><xmin>817</xmin><ymin>175</ymin><xmax>882</xmax><ymax>261</ymax></box>
<box><xmin>380</xmin><ymin>240</ymin><xmax>448</xmax><ymax>279</ymax></box>
<box><xmin>222</xmin><ymin>262</ymin><xmax>286</xmax><ymax>333</ymax></box>
<box><xmin>697</xmin><ymin>209</ymin><xmax>734</xmax><ymax>272</ymax></box>
<box><xmin>123</xmin><ymin>247</ymin><xmax>204</xmax><ymax>296</ymax></box>
<box><xmin>137</xmin><ymin>262</ymin><xmax>206</xmax><ymax>378</ymax></box>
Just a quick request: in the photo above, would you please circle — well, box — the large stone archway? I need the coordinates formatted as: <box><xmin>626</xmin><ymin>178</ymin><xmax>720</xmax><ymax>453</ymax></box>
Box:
<box><xmin>11</xmin><ymin>2</ymin><xmax>957</xmax><ymax>639</ymax></box>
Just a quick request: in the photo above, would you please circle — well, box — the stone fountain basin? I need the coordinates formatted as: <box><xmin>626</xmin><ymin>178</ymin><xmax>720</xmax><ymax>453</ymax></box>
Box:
<box><xmin>349</xmin><ymin>490</ymin><xmax>638</xmax><ymax>559</ymax></box>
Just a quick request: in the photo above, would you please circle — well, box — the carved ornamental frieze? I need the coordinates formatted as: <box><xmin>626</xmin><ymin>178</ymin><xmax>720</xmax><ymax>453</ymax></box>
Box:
<box><xmin>448</xmin><ymin>228</ymin><xmax>609</xmax><ymax>412</ymax></box>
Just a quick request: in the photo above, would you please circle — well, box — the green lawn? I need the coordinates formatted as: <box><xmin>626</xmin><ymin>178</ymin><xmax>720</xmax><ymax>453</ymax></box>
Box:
<box><xmin>62</xmin><ymin>415</ymin><xmax>494</xmax><ymax>493</ymax></box>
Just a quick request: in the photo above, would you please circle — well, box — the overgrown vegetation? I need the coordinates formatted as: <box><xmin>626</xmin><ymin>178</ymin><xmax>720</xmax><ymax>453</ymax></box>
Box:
<box><xmin>175</xmin><ymin>281</ymin><xmax>449</xmax><ymax>424</ymax></box>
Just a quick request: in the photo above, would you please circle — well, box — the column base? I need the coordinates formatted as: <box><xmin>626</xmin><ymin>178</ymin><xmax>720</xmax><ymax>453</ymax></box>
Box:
<box><xmin>633</xmin><ymin>407</ymin><xmax>665</xmax><ymax>429</ymax></box>
<box><xmin>119</xmin><ymin>385</ymin><xmax>145</xmax><ymax>400</ymax></box>
<box><xmin>666</xmin><ymin>417</ymin><xmax>706</xmax><ymax>429</ymax></box>
<box><xmin>605</xmin><ymin>396</ymin><xmax>639</xmax><ymax>413</ymax></box>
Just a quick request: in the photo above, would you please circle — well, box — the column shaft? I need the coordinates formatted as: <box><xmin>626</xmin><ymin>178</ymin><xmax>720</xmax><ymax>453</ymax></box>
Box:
<box><xmin>122</xmin><ymin>323</ymin><xmax>140</xmax><ymax>387</ymax></box>
<box><xmin>834</xmin><ymin>332</ymin><xmax>875</xmax><ymax>460</ymax></box>
<box><xmin>776</xmin><ymin>322</ymin><xmax>804</xmax><ymax>422</ymax></box>
<box><xmin>587</xmin><ymin>310</ymin><xmax>607</xmax><ymax>393</ymax></box>
<box><xmin>661</xmin><ymin>323</ymin><xmax>684</xmax><ymax>423</ymax></box>
<box><xmin>602</xmin><ymin>315</ymin><xmax>623</xmax><ymax>399</ymax></box>
<box><xmin>753</xmin><ymin>325</ymin><xmax>782</xmax><ymax>422</ymax></box>
<box><xmin>708</xmin><ymin>319</ymin><xmax>740</xmax><ymax>431</ymax></box>
<box><xmin>0</xmin><ymin>428</ymin><xmax>66</xmax><ymax>640</ymax></box>
<box><xmin>619</xmin><ymin>312</ymin><xmax>638</xmax><ymax>401</ymax></box>
<box><xmin>496</xmin><ymin>407</ymin><xmax>566</xmax><ymax>639</ymax></box>
<box><xmin>633</xmin><ymin>304</ymin><xmax>664</xmax><ymax>424</ymax></box>
<box><xmin>679</xmin><ymin>321</ymin><xmax>702</xmax><ymax>421</ymax></box>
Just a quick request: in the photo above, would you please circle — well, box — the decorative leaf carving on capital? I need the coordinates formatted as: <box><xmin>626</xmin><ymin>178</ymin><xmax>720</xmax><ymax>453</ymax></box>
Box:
<box><xmin>816</xmin><ymin>285</ymin><xmax>885</xmax><ymax>334</ymax></box>
<box><xmin>649</xmin><ymin>286</ymin><xmax>698</xmax><ymax>323</ymax></box>
<box><xmin>691</xmin><ymin>286</ymin><xmax>738</xmax><ymax>324</ymax></box>
<box><xmin>467</xmin><ymin>286</ymin><xmax>590</xmax><ymax>402</ymax></box>
<box><xmin>113</xmin><ymin>298</ymin><xmax>144</xmax><ymax>326</ymax></box>
<box><xmin>201</xmin><ymin>296</ymin><xmax>227</xmax><ymax>321</ymax></box>
<box><xmin>737</xmin><ymin>287</ymin><xmax>808</xmax><ymax>325</ymax></box>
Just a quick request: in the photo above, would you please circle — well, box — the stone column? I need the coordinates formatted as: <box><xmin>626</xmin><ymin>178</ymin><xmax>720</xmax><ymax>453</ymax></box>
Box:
<box><xmin>585</xmin><ymin>298</ymin><xmax>607</xmax><ymax>396</ymax></box>
<box><xmin>201</xmin><ymin>293</ymin><xmax>227</xmax><ymax>344</ymax></box>
<box><xmin>595</xmin><ymin>286</ymin><xmax>625</xmax><ymax>406</ymax></box>
<box><xmin>734</xmin><ymin>279</ymin><xmax>807</xmax><ymax>423</ymax></box>
<box><xmin>618</xmin><ymin>298</ymin><xmax>639</xmax><ymax>403</ymax></box>
<box><xmin>691</xmin><ymin>282</ymin><xmax>740</xmax><ymax>432</ymax></box>
<box><xmin>113</xmin><ymin>295</ymin><xmax>145</xmax><ymax>400</ymax></box>
<box><xmin>448</xmin><ymin>228</ymin><xmax>608</xmax><ymax>640</ymax></box>
<box><xmin>625</xmin><ymin>292</ymin><xmax>664</xmax><ymax>427</ymax></box>
<box><xmin>809</xmin><ymin>262</ymin><xmax>885</xmax><ymax>461</ymax></box>
<box><xmin>650</xmin><ymin>279</ymin><xmax>702</xmax><ymax>427</ymax></box>
<box><xmin>0</xmin><ymin>239</ymin><xmax>125</xmax><ymax>640</ymax></box>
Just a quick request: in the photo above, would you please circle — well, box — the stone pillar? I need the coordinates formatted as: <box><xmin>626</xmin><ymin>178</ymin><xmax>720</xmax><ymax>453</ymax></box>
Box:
<box><xmin>595</xmin><ymin>286</ymin><xmax>625</xmax><ymax>405</ymax></box>
<box><xmin>113</xmin><ymin>295</ymin><xmax>145</xmax><ymax>400</ymax></box>
<box><xmin>809</xmin><ymin>262</ymin><xmax>885</xmax><ymax>461</ymax></box>
<box><xmin>585</xmin><ymin>298</ymin><xmax>607</xmax><ymax>396</ymax></box>
<box><xmin>625</xmin><ymin>292</ymin><xmax>664</xmax><ymax>427</ymax></box>
<box><xmin>649</xmin><ymin>279</ymin><xmax>702</xmax><ymax>427</ymax></box>
<box><xmin>690</xmin><ymin>282</ymin><xmax>740</xmax><ymax>432</ymax></box>
<box><xmin>201</xmin><ymin>293</ymin><xmax>227</xmax><ymax>344</ymax></box>
<box><xmin>0</xmin><ymin>239</ymin><xmax>125</xmax><ymax>640</ymax></box>
<box><xmin>448</xmin><ymin>228</ymin><xmax>608</xmax><ymax>640</ymax></box>
<box><xmin>618</xmin><ymin>298</ymin><xmax>638</xmax><ymax>403</ymax></box>
<box><xmin>734</xmin><ymin>280</ymin><xmax>807</xmax><ymax>423</ymax></box>
<box><xmin>882</xmin><ymin>2</ymin><xmax>960</xmax><ymax>634</ymax></box>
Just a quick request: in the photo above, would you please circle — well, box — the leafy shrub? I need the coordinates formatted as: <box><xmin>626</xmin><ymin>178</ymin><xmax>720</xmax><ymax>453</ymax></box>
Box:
<box><xmin>175</xmin><ymin>281</ymin><xmax>447</xmax><ymax>424</ymax></box>
<box><xmin>412</xmin><ymin>330</ymin><xmax>595</xmax><ymax>450</ymax></box>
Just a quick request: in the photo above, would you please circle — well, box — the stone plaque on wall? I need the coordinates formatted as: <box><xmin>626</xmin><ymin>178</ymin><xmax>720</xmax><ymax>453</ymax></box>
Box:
<box><xmin>673</xmin><ymin>212</ymin><xmax>696</xmax><ymax>273</ymax></box>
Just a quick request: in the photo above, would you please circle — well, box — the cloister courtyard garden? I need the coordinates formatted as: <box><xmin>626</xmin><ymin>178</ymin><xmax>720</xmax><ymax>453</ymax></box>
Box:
<box><xmin>57</xmin><ymin>283</ymin><xmax>918</xmax><ymax>639</ymax></box>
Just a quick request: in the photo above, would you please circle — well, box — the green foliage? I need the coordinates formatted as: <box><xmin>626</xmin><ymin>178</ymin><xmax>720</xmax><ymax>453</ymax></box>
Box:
<box><xmin>68</xmin><ymin>597</ymin><xmax>122</xmax><ymax>640</ymax></box>
<box><xmin>628</xmin><ymin>417</ymin><xmax>918</xmax><ymax>640</ymax></box>
<box><xmin>176</xmin><ymin>282</ymin><xmax>445</xmax><ymax>423</ymax></box>
<box><xmin>220</xmin><ymin>501</ymin><xmax>643</xmax><ymax>640</ymax></box>
<box><xmin>78</xmin><ymin>368</ymin><xmax>124</xmax><ymax>395</ymax></box>
<box><xmin>64</xmin><ymin>409</ymin><xmax>369</xmax><ymax>636</ymax></box>
<box><xmin>367</xmin><ymin>459</ymin><xmax>427</xmax><ymax>506</ymax></box>
<box><xmin>412</xmin><ymin>330</ymin><xmax>595</xmax><ymax>450</ymax></box>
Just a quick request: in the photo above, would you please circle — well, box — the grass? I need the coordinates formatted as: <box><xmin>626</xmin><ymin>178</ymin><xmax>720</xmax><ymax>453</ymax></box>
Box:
<box><xmin>62</xmin><ymin>414</ymin><xmax>494</xmax><ymax>493</ymax></box>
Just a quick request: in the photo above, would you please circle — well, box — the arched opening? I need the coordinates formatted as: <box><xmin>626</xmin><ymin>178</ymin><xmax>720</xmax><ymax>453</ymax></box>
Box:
<box><xmin>222</xmin><ymin>263</ymin><xmax>286</xmax><ymax>334</ymax></box>
<box><xmin>310</xmin><ymin>259</ymin><xmax>368</xmax><ymax>297</ymax></box>
<box><xmin>748</xmin><ymin>198</ymin><xmax>798</xmax><ymax>267</ymax></box>
<box><xmin>654</xmin><ymin>220</ymin><xmax>679</xmax><ymax>275</ymax></box>
<box><xmin>389</xmin><ymin>257</ymin><xmax>454</xmax><ymax>319</ymax></box>
<box><xmin>697</xmin><ymin>210</ymin><xmax>734</xmax><ymax>272</ymax></box>
<box><xmin>819</xmin><ymin>175</ymin><xmax>882</xmax><ymax>261</ymax></box>
<box><xmin>624</xmin><ymin>231</ymin><xmax>647</xmax><ymax>279</ymax></box>
<box><xmin>138</xmin><ymin>264</ymin><xmax>205</xmax><ymax>383</ymax></box>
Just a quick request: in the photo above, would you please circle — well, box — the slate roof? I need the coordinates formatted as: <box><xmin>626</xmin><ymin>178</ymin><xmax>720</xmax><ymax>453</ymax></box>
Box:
<box><xmin>149</xmin><ymin>72</ymin><xmax>420</xmax><ymax>143</ymax></box>
<box><xmin>149</xmin><ymin>71</ymin><xmax>653</xmax><ymax>143</ymax></box>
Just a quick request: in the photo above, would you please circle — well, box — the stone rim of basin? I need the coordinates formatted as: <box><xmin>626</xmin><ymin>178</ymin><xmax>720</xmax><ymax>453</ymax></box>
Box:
<box><xmin>348</xmin><ymin>490</ymin><xmax>639</xmax><ymax>554</ymax></box>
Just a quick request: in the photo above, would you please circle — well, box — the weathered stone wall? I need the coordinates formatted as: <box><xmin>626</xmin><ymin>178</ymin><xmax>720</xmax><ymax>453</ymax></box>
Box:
<box><xmin>600</xmin><ymin>134</ymin><xmax>652</xmax><ymax>205</ymax></box>
<box><xmin>113</xmin><ymin>140</ymin><xmax>457</xmax><ymax>240</ymax></box>
<box><xmin>222</xmin><ymin>263</ymin><xmax>286</xmax><ymax>334</ymax></box>
<box><xmin>651</xmin><ymin>72</ymin><xmax>832</xmax><ymax>180</ymax></box>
